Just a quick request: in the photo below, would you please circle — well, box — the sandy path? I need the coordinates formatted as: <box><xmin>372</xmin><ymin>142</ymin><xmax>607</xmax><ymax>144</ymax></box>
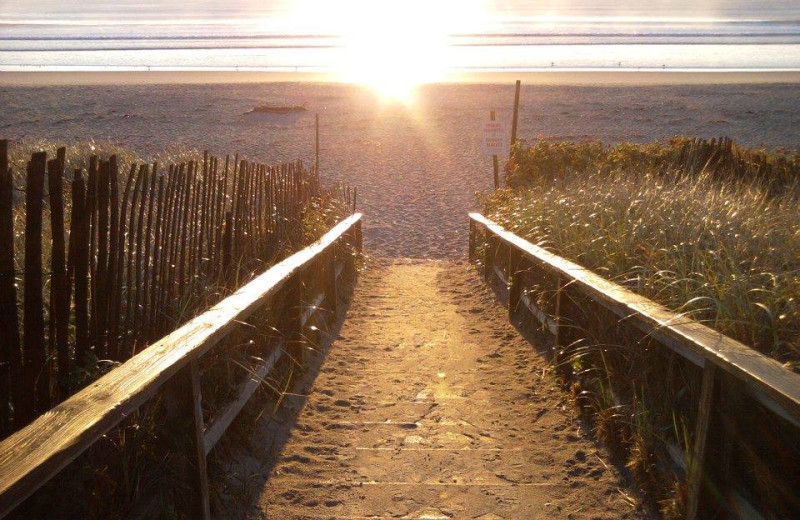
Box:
<box><xmin>247</xmin><ymin>260</ymin><xmax>642</xmax><ymax>519</ymax></box>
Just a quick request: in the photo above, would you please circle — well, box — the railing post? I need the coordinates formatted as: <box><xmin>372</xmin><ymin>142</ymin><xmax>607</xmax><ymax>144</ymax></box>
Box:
<box><xmin>507</xmin><ymin>247</ymin><xmax>521</xmax><ymax>319</ymax></box>
<box><xmin>484</xmin><ymin>234</ymin><xmax>496</xmax><ymax>282</ymax></box>
<box><xmin>286</xmin><ymin>270</ymin><xmax>305</xmax><ymax>369</ymax></box>
<box><xmin>468</xmin><ymin>219</ymin><xmax>476</xmax><ymax>261</ymax></box>
<box><xmin>354</xmin><ymin>219</ymin><xmax>363</xmax><ymax>253</ymax></box>
<box><xmin>163</xmin><ymin>359</ymin><xmax>211</xmax><ymax>520</ymax></box>
<box><xmin>553</xmin><ymin>274</ymin><xmax>563</xmax><ymax>349</ymax></box>
<box><xmin>325</xmin><ymin>245</ymin><xmax>338</xmax><ymax>319</ymax></box>
<box><xmin>687</xmin><ymin>364</ymin><xmax>716</xmax><ymax>520</ymax></box>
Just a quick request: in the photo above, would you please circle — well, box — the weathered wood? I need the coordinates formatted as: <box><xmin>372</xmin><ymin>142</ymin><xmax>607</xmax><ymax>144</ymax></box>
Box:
<box><xmin>687</xmin><ymin>364</ymin><xmax>716</xmax><ymax>520</ymax></box>
<box><xmin>86</xmin><ymin>157</ymin><xmax>99</xmax><ymax>353</ymax></box>
<box><xmin>490</xmin><ymin>110</ymin><xmax>499</xmax><ymax>189</ymax></box>
<box><xmin>163</xmin><ymin>359</ymin><xmax>210</xmax><ymax>520</ymax></box>
<box><xmin>469</xmin><ymin>213</ymin><xmax>800</xmax><ymax>430</ymax></box>
<box><xmin>202</xmin><ymin>343</ymin><xmax>283</xmax><ymax>456</ymax></box>
<box><xmin>138</xmin><ymin>164</ymin><xmax>157</xmax><ymax>346</ymax></box>
<box><xmin>23</xmin><ymin>152</ymin><xmax>48</xmax><ymax>419</ymax></box>
<box><xmin>95</xmin><ymin>160</ymin><xmax>111</xmax><ymax>358</ymax></box>
<box><xmin>468</xmin><ymin>219</ymin><xmax>476</xmax><ymax>261</ymax></box>
<box><xmin>324</xmin><ymin>247</ymin><xmax>338</xmax><ymax>317</ymax></box>
<box><xmin>123</xmin><ymin>165</ymin><xmax>144</xmax><ymax>354</ymax></box>
<box><xmin>131</xmin><ymin>165</ymin><xmax>151</xmax><ymax>351</ymax></box>
<box><xmin>47</xmin><ymin>158</ymin><xmax>70</xmax><ymax>400</ymax></box>
<box><xmin>71</xmin><ymin>170</ymin><xmax>90</xmax><ymax>367</ymax></box>
<box><xmin>0</xmin><ymin>213</ymin><xmax>361</xmax><ymax>518</ymax></box>
<box><xmin>147</xmin><ymin>175</ymin><xmax>166</xmax><ymax>341</ymax></box>
<box><xmin>107</xmin><ymin>157</ymin><xmax>121</xmax><ymax>360</ymax></box>
<box><xmin>109</xmin><ymin>165</ymin><xmax>136</xmax><ymax>360</ymax></box>
<box><xmin>507</xmin><ymin>247</ymin><xmax>521</xmax><ymax>319</ymax></box>
<box><xmin>0</xmin><ymin>140</ymin><xmax>21</xmax><ymax>433</ymax></box>
<box><xmin>510</xmin><ymin>79</ymin><xmax>521</xmax><ymax>150</ymax></box>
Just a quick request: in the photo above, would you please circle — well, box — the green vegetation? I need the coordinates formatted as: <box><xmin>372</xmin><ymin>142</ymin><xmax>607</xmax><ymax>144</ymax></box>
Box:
<box><xmin>488</xmin><ymin>138</ymin><xmax>799</xmax><ymax>369</ymax></box>
<box><xmin>481</xmin><ymin>137</ymin><xmax>799</xmax><ymax>516</ymax></box>
<box><xmin>6</xmin><ymin>140</ymin><xmax>353</xmax><ymax>519</ymax></box>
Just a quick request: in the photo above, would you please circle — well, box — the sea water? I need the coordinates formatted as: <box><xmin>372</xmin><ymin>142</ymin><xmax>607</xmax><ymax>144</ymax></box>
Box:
<box><xmin>1</xmin><ymin>0</ymin><xmax>800</xmax><ymax>72</ymax></box>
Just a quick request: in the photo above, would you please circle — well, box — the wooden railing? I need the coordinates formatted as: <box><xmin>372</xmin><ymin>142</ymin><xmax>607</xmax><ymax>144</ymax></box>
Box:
<box><xmin>469</xmin><ymin>213</ymin><xmax>800</xmax><ymax>520</ymax></box>
<box><xmin>0</xmin><ymin>213</ymin><xmax>363</xmax><ymax>519</ymax></box>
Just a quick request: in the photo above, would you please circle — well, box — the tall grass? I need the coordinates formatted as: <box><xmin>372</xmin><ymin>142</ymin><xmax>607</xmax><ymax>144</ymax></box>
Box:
<box><xmin>481</xmin><ymin>138</ymin><xmax>800</xmax><ymax>517</ymax></box>
<box><xmin>486</xmin><ymin>139</ymin><xmax>799</xmax><ymax>370</ymax></box>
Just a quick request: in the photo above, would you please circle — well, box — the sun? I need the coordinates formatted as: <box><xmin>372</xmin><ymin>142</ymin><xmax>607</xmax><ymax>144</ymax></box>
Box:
<box><xmin>337</xmin><ymin>1</ymin><xmax>454</xmax><ymax>102</ymax></box>
<box><xmin>290</xmin><ymin>0</ymin><xmax>484</xmax><ymax>103</ymax></box>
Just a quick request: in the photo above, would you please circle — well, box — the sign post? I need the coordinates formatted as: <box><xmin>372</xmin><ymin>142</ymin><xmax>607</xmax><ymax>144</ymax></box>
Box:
<box><xmin>483</xmin><ymin>112</ymin><xmax>508</xmax><ymax>189</ymax></box>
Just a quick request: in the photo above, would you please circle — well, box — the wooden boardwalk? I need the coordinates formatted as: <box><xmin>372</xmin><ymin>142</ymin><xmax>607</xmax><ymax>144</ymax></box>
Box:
<box><xmin>248</xmin><ymin>260</ymin><xmax>641</xmax><ymax>519</ymax></box>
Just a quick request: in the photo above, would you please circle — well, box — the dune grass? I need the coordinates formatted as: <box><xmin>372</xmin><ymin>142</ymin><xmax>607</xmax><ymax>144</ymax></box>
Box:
<box><xmin>5</xmin><ymin>139</ymin><xmax>354</xmax><ymax>518</ymax></box>
<box><xmin>486</xmin><ymin>139</ymin><xmax>800</xmax><ymax>370</ymax></box>
<box><xmin>480</xmin><ymin>138</ymin><xmax>799</xmax><ymax>517</ymax></box>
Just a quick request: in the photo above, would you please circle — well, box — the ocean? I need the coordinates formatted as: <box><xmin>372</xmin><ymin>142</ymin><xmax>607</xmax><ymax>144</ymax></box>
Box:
<box><xmin>2</xmin><ymin>0</ymin><xmax>800</xmax><ymax>73</ymax></box>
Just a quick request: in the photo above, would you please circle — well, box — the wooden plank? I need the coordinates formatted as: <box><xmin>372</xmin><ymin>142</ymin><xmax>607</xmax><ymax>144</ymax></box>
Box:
<box><xmin>519</xmin><ymin>293</ymin><xmax>558</xmax><ymax>336</ymax></box>
<box><xmin>0</xmin><ymin>140</ymin><xmax>22</xmax><ymax>433</ymax></box>
<box><xmin>469</xmin><ymin>213</ymin><xmax>800</xmax><ymax>422</ymax></box>
<box><xmin>163</xmin><ymin>359</ymin><xmax>210</xmax><ymax>520</ymax></box>
<box><xmin>23</xmin><ymin>152</ymin><xmax>48</xmax><ymax>418</ymax></box>
<box><xmin>687</xmin><ymin>365</ymin><xmax>716</xmax><ymax>520</ymax></box>
<box><xmin>510</xmin><ymin>79</ymin><xmax>521</xmax><ymax>149</ymax></box>
<box><xmin>202</xmin><ymin>343</ymin><xmax>283</xmax><ymax>455</ymax></box>
<box><xmin>0</xmin><ymin>213</ymin><xmax>362</xmax><ymax>517</ymax></box>
<box><xmin>492</xmin><ymin>263</ymin><xmax>507</xmax><ymax>286</ymax></box>
<box><xmin>71</xmin><ymin>171</ymin><xmax>90</xmax><ymax>366</ymax></box>
<box><xmin>47</xmin><ymin>158</ymin><xmax>70</xmax><ymax>400</ymax></box>
<box><xmin>300</xmin><ymin>292</ymin><xmax>326</xmax><ymax>327</ymax></box>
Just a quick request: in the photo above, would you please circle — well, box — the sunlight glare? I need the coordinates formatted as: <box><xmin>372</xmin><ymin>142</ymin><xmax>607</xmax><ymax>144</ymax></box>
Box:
<box><xmin>290</xmin><ymin>0</ymin><xmax>485</xmax><ymax>102</ymax></box>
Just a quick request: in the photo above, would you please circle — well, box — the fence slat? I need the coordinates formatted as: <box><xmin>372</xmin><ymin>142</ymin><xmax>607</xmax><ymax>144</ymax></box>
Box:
<box><xmin>95</xmin><ymin>160</ymin><xmax>111</xmax><ymax>359</ymax></box>
<box><xmin>0</xmin><ymin>141</ymin><xmax>21</xmax><ymax>433</ymax></box>
<box><xmin>0</xmin><ymin>213</ymin><xmax>362</xmax><ymax>517</ymax></box>
<box><xmin>71</xmin><ymin>170</ymin><xmax>90</xmax><ymax>368</ymax></box>
<box><xmin>23</xmin><ymin>152</ymin><xmax>48</xmax><ymax>420</ymax></box>
<box><xmin>47</xmin><ymin>158</ymin><xmax>70</xmax><ymax>400</ymax></box>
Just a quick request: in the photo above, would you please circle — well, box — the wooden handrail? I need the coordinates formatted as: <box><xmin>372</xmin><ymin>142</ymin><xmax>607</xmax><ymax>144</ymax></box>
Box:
<box><xmin>0</xmin><ymin>213</ymin><xmax>363</xmax><ymax>518</ymax></box>
<box><xmin>469</xmin><ymin>213</ymin><xmax>800</xmax><ymax>422</ymax></box>
<box><xmin>469</xmin><ymin>212</ymin><xmax>800</xmax><ymax>519</ymax></box>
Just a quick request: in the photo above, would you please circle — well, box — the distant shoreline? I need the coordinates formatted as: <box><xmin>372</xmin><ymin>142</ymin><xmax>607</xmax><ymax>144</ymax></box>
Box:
<box><xmin>3</xmin><ymin>69</ymin><xmax>800</xmax><ymax>86</ymax></box>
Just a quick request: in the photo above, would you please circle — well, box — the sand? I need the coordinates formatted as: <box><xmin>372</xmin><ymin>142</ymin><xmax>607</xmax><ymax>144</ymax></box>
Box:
<box><xmin>2</xmin><ymin>80</ymin><xmax>798</xmax><ymax>258</ymax></box>
<box><xmin>217</xmin><ymin>259</ymin><xmax>644</xmax><ymax>519</ymax></box>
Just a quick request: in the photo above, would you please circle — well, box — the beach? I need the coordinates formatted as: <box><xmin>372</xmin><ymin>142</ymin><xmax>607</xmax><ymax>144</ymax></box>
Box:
<box><xmin>2</xmin><ymin>79</ymin><xmax>799</xmax><ymax>258</ymax></box>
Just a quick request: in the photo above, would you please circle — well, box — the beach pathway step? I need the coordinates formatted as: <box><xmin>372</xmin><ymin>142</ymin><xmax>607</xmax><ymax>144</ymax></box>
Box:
<box><xmin>252</xmin><ymin>259</ymin><xmax>642</xmax><ymax>519</ymax></box>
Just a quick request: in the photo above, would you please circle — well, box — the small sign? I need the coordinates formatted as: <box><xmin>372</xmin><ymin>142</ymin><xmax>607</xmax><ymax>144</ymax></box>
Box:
<box><xmin>482</xmin><ymin>121</ymin><xmax>508</xmax><ymax>156</ymax></box>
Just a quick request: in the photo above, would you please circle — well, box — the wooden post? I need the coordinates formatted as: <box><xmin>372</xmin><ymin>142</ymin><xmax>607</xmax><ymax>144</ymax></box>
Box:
<box><xmin>468</xmin><ymin>219</ymin><xmax>476</xmax><ymax>261</ymax></box>
<box><xmin>490</xmin><ymin>110</ymin><xmax>500</xmax><ymax>189</ymax></box>
<box><xmin>0</xmin><ymin>140</ymin><xmax>22</xmax><ymax>433</ymax></box>
<box><xmin>285</xmin><ymin>272</ymin><xmax>305</xmax><ymax>369</ymax></box>
<box><xmin>315</xmin><ymin>113</ymin><xmax>320</xmax><ymax>174</ymax></box>
<box><xmin>553</xmin><ymin>274</ymin><xmax>563</xmax><ymax>350</ymax></box>
<box><xmin>510</xmin><ymin>80</ymin><xmax>521</xmax><ymax>151</ymax></box>
<box><xmin>687</xmin><ymin>364</ymin><xmax>716</xmax><ymax>520</ymax></box>
<box><xmin>95</xmin><ymin>161</ymin><xmax>110</xmax><ymax>359</ymax></box>
<box><xmin>72</xmin><ymin>170</ymin><xmax>90</xmax><ymax>367</ymax></box>
<box><xmin>484</xmin><ymin>234</ymin><xmax>496</xmax><ymax>283</ymax></box>
<box><xmin>356</xmin><ymin>219</ymin><xmax>363</xmax><ymax>252</ymax></box>
<box><xmin>163</xmin><ymin>359</ymin><xmax>211</xmax><ymax>520</ymax></box>
<box><xmin>507</xmin><ymin>247</ymin><xmax>521</xmax><ymax>319</ymax></box>
<box><xmin>23</xmin><ymin>152</ymin><xmax>48</xmax><ymax>418</ymax></box>
<box><xmin>47</xmin><ymin>158</ymin><xmax>70</xmax><ymax>400</ymax></box>
<box><xmin>324</xmin><ymin>246</ymin><xmax>338</xmax><ymax>318</ymax></box>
